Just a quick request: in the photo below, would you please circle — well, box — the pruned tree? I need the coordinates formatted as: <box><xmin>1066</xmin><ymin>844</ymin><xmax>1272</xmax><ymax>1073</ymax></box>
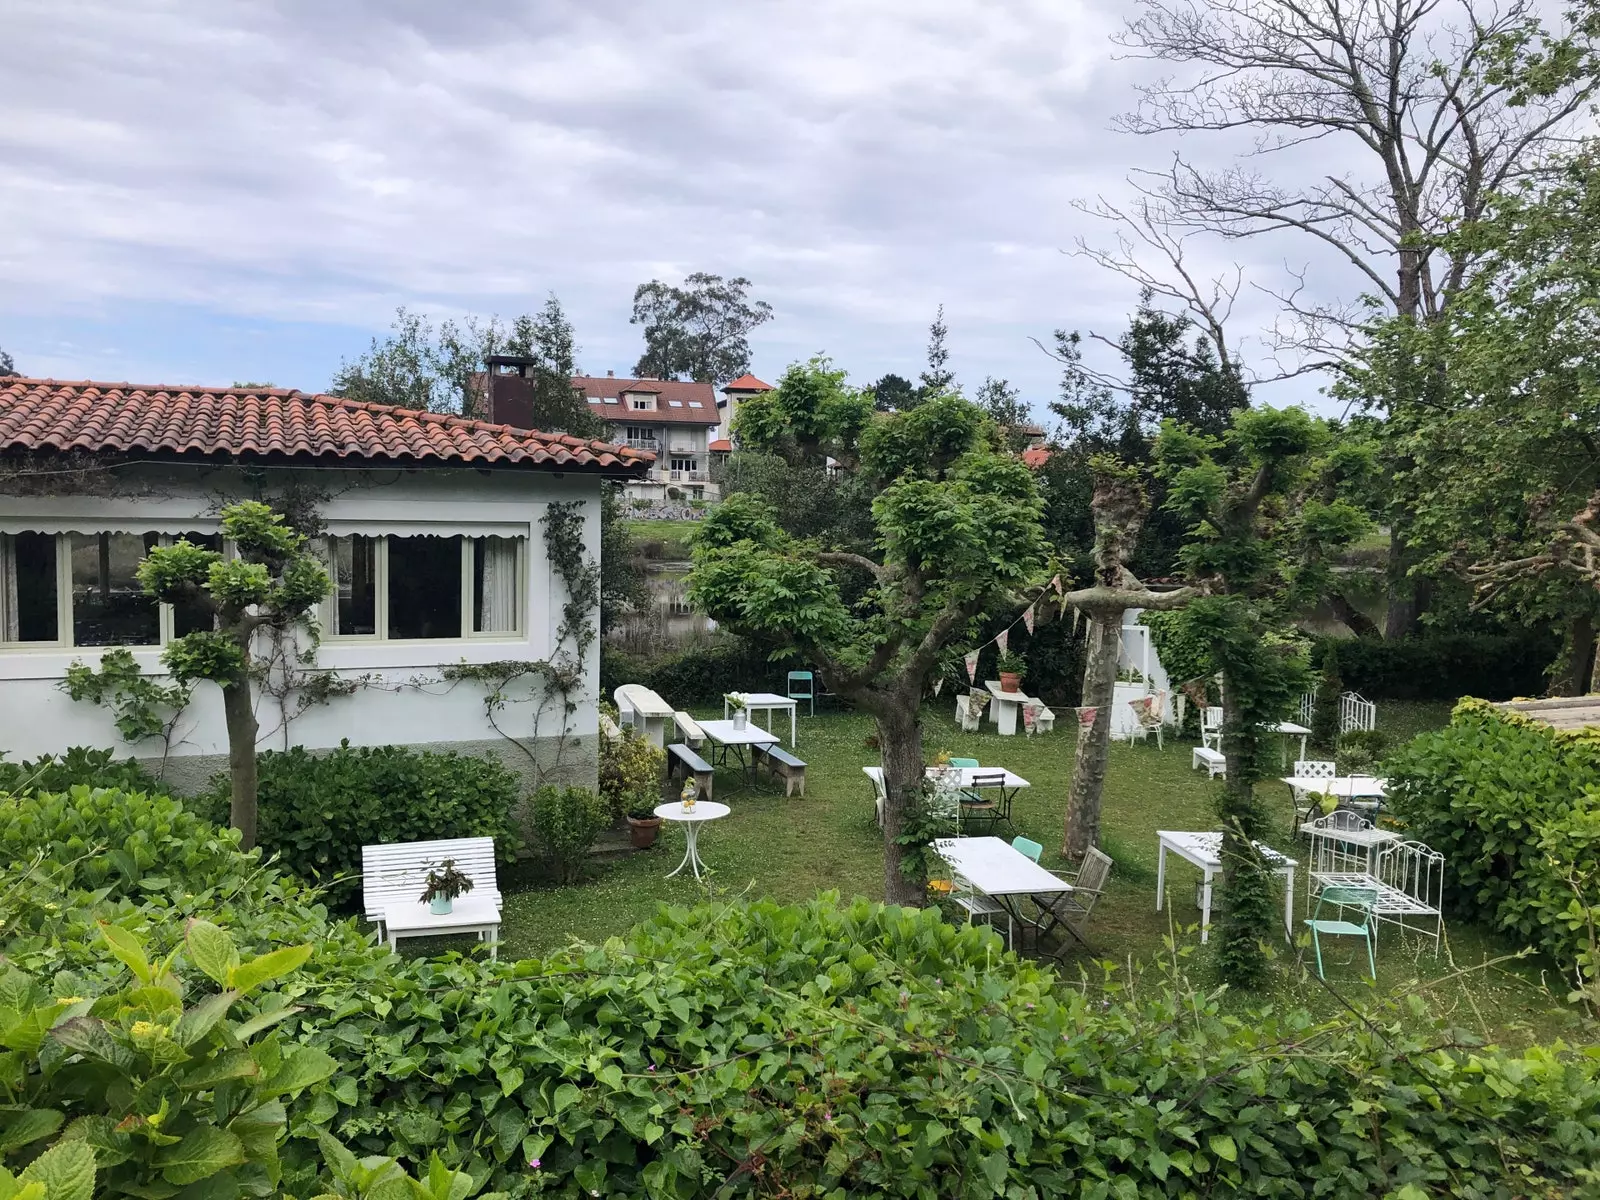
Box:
<box><xmin>732</xmin><ymin>357</ymin><xmax>874</xmax><ymax>469</ymax></box>
<box><xmin>1059</xmin><ymin>458</ymin><xmax>1197</xmax><ymax>862</ymax></box>
<box><xmin>1109</xmin><ymin>0</ymin><xmax>1600</xmax><ymax>635</ymax></box>
<box><xmin>136</xmin><ymin>501</ymin><xmax>331</xmax><ymax>849</ymax></box>
<box><xmin>690</xmin><ymin>395</ymin><xmax>1049</xmax><ymax>904</ymax></box>
<box><xmin>631</xmin><ymin>273</ymin><xmax>773</xmax><ymax>385</ymax></box>
<box><xmin>1155</xmin><ymin>406</ymin><xmax>1368</xmax><ymax>984</ymax></box>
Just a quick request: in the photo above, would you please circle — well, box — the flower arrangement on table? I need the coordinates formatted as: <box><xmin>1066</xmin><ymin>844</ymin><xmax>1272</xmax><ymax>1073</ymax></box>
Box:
<box><xmin>419</xmin><ymin>859</ymin><xmax>475</xmax><ymax>915</ymax></box>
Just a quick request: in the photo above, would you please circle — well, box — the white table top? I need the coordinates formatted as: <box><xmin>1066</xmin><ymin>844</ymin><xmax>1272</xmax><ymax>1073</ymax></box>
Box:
<box><xmin>863</xmin><ymin>765</ymin><xmax>1030</xmax><ymax>789</ymax></box>
<box><xmin>1280</xmin><ymin>775</ymin><xmax>1387</xmax><ymax>798</ymax></box>
<box><xmin>983</xmin><ymin>681</ymin><xmax>1043</xmax><ymax>705</ymax></box>
<box><xmin>1298</xmin><ymin>821</ymin><xmax>1399</xmax><ymax>846</ymax></box>
<box><xmin>616</xmin><ymin>684</ymin><xmax>674</xmax><ymax>718</ymax></box>
<box><xmin>933</xmin><ymin>836</ymin><xmax>1073</xmax><ymax>896</ymax></box>
<box><xmin>1157</xmin><ymin>830</ymin><xmax>1298</xmax><ymax>869</ymax></box>
<box><xmin>1272</xmin><ymin>721</ymin><xmax>1312</xmax><ymax>735</ymax></box>
<box><xmin>383</xmin><ymin>893</ymin><xmax>500</xmax><ymax>934</ymax></box>
<box><xmin>731</xmin><ymin>692</ymin><xmax>795</xmax><ymax>708</ymax></box>
<box><xmin>699</xmin><ymin>720</ymin><xmax>780</xmax><ymax>747</ymax></box>
<box><xmin>655</xmin><ymin>801</ymin><xmax>731</xmax><ymax>823</ymax></box>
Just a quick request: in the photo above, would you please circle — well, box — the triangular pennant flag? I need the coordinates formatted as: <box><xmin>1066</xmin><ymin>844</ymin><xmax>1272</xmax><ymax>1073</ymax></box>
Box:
<box><xmin>1075</xmin><ymin>705</ymin><xmax>1098</xmax><ymax>730</ymax></box>
<box><xmin>932</xmin><ymin>677</ymin><xmax>943</xmax><ymax>696</ymax></box>
<box><xmin>964</xmin><ymin>649</ymin><xmax>979</xmax><ymax>682</ymax></box>
<box><xmin>1022</xmin><ymin>604</ymin><xmax>1035</xmax><ymax>635</ymax></box>
<box><xmin>1022</xmin><ymin>704</ymin><xmax>1038</xmax><ymax>733</ymax></box>
<box><xmin>996</xmin><ymin>628</ymin><xmax>1009</xmax><ymax>654</ymax></box>
<box><xmin>1050</xmin><ymin>574</ymin><xmax>1063</xmax><ymax>595</ymax></box>
<box><xmin>1071</xmin><ymin>606</ymin><xmax>1081</xmax><ymax>635</ymax></box>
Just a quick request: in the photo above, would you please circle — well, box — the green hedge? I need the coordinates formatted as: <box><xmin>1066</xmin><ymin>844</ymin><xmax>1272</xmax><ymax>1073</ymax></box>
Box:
<box><xmin>1313</xmin><ymin>631</ymin><xmax>1559</xmax><ymax>701</ymax></box>
<box><xmin>601</xmin><ymin>639</ymin><xmax>804</xmax><ymax>706</ymax></box>
<box><xmin>196</xmin><ymin>741</ymin><xmax>522</xmax><ymax>906</ymax></box>
<box><xmin>7</xmin><ymin>786</ymin><xmax>1600</xmax><ymax>1197</ymax></box>
<box><xmin>1385</xmin><ymin>699</ymin><xmax>1600</xmax><ymax>989</ymax></box>
<box><xmin>0</xmin><ymin>746</ymin><xmax>169</xmax><ymax>799</ymax></box>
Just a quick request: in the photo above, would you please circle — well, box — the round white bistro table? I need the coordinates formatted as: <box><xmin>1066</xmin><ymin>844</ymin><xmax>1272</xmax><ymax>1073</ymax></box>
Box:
<box><xmin>654</xmin><ymin>801</ymin><xmax>731</xmax><ymax>880</ymax></box>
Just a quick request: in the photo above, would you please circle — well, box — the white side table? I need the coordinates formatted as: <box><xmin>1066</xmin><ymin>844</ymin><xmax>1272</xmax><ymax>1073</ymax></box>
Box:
<box><xmin>382</xmin><ymin>895</ymin><xmax>501</xmax><ymax>958</ymax></box>
<box><xmin>655</xmin><ymin>801</ymin><xmax>731</xmax><ymax>880</ymax></box>
<box><xmin>1155</xmin><ymin>830</ymin><xmax>1298</xmax><ymax>944</ymax></box>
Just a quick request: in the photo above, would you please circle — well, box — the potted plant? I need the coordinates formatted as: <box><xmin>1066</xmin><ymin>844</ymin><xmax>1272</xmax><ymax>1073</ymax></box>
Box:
<box><xmin>419</xmin><ymin>859</ymin><xmax>475</xmax><ymax>915</ymax></box>
<box><xmin>996</xmin><ymin>650</ymin><xmax>1027</xmax><ymax>693</ymax></box>
<box><xmin>626</xmin><ymin>797</ymin><xmax>663</xmax><ymax>849</ymax></box>
<box><xmin>726</xmin><ymin>692</ymin><xmax>748</xmax><ymax>730</ymax></box>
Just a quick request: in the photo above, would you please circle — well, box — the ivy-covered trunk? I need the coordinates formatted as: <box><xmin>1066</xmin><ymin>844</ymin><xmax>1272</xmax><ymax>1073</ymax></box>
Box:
<box><xmin>875</xmin><ymin>698</ymin><xmax>927</xmax><ymax>908</ymax></box>
<box><xmin>1063</xmin><ymin>610</ymin><xmax>1123</xmax><ymax>861</ymax></box>
<box><xmin>222</xmin><ymin>675</ymin><xmax>259</xmax><ymax>850</ymax></box>
<box><xmin>1215</xmin><ymin>676</ymin><xmax>1273</xmax><ymax>986</ymax></box>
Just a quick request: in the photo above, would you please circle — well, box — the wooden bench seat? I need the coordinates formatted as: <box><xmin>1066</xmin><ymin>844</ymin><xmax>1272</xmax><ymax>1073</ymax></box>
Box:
<box><xmin>756</xmin><ymin>744</ymin><xmax>807</xmax><ymax>797</ymax></box>
<box><xmin>1191</xmin><ymin>746</ymin><xmax>1226</xmax><ymax>778</ymax></box>
<box><xmin>667</xmin><ymin>742</ymin><xmax>715</xmax><ymax>801</ymax></box>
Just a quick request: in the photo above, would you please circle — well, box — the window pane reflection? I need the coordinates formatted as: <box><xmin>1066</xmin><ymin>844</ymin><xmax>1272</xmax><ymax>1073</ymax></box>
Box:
<box><xmin>329</xmin><ymin>535</ymin><xmax>377</xmax><ymax>635</ymax></box>
<box><xmin>70</xmin><ymin>533</ymin><xmax>159</xmax><ymax>646</ymax></box>
<box><xmin>388</xmin><ymin>536</ymin><xmax>461</xmax><ymax>639</ymax></box>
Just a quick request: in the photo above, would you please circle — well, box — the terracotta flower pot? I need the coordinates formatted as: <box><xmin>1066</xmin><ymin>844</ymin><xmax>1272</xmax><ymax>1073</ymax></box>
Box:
<box><xmin>998</xmin><ymin>671</ymin><xmax>1022</xmax><ymax>693</ymax></box>
<box><xmin>627</xmin><ymin>815</ymin><xmax>663</xmax><ymax>849</ymax></box>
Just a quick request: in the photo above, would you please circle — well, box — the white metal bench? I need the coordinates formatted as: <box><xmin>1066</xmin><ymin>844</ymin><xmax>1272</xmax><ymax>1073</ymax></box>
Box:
<box><xmin>361</xmin><ymin>836</ymin><xmax>502</xmax><ymax>954</ymax></box>
<box><xmin>1191</xmin><ymin>746</ymin><xmax>1225</xmax><ymax>778</ymax></box>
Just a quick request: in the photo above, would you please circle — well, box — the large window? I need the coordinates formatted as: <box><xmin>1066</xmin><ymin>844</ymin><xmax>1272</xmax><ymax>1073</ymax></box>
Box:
<box><xmin>0</xmin><ymin>531</ymin><xmax>225</xmax><ymax>649</ymax></box>
<box><xmin>322</xmin><ymin>534</ymin><xmax>524</xmax><ymax>640</ymax></box>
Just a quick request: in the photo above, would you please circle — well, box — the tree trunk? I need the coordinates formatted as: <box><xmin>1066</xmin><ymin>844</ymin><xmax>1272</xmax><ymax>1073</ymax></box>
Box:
<box><xmin>1554</xmin><ymin>612</ymin><xmax>1596</xmax><ymax>697</ymax></box>
<box><xmin>1214</xmin><ymin>676</ymin><xmax>1272</xmax><ymax>985</ymax></box>
<box><xmin>1382</xmin><ymin>528</ymin><xmax>1428</xmax><ymax>639</ymax></box>
<box><xmin>1063</xmin><ymin>610</ymin><xmax>1123</xmax><ymax>862</ymax></box>
<box><xmin>875</xmin><ymin>696</ymin><xmax>927</xmax><ymax>907</ymax></box>
<box><xmin>221</xmin><ymin>675</ymin><xmax>259</xmax><ymax>850</ymax></box>
<box><xmin>1326</xmin><ymin>587</ymin><xmax>1380</xmax><ymax>639</ymax></box>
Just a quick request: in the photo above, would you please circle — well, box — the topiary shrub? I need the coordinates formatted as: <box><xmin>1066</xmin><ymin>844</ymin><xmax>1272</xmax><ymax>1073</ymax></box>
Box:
<box><xmin>1385</xmin><ymin>699</ymin><xmax>1600</xmax><ymax>997</ymax></box>
<box><xmin>0</xmin><ymin>746</ymin><xmax>169</xmax><ymax>800</ymax></box>
<box><xmin>1310</xmin><ymin>644</ymin><xmax>1342</xmax><ymax>748</ymax></box>
<box><xmin>529</xmin><ymin>785</ymin><xmax>608</xmax><ymax>883</ymax></box>
<box><xmin>197</xmin><ymin>742</ymin><xmax>521</xmax><ymax>906</ymax></box>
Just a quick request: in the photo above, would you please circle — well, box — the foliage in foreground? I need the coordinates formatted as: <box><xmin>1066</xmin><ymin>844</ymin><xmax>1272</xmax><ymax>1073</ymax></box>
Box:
<box><xmin>1386</xmin><ymin>699</ymin><xmax>1600</xmax><ymax>1003</ymax></box>
<box><xmin>4</xmin><ymin>785</ymin><xmax>1600</xmax><ymax>1198</ymax></box>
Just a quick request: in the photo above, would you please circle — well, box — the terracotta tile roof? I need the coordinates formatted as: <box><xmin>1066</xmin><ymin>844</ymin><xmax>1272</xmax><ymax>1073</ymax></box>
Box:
<box><xmin>1021</xmin><ymin>447</ymin><xmax>1052</xmax><ymax>468</ymax></box>
<box><xmin>723</xmin><ymin>373</ymin><xmax>773</xmax><ymax>392</ymax></box>
<box><xmin>0</xmin><ymin>379</ymin><xmax>651</xmax><ymax>473</ymax></box>
<box><xmin>574</xmin><ymin>375</ymin><xmax>721</xmax><ymax>426</ymax></box>
<box><xmin>708</xmin><ymin>438</ymin><xmax>732</xmax><ymax>452</ymax></box>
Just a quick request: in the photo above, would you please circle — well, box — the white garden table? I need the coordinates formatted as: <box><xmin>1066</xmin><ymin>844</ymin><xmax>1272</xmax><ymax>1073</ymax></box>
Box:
<box><xmin>1297</xmin><ymin>818</ymin><xmax>1400</xmax><ymax>879</ymax></box>
<box><xmin>698</xmin><ymin>719</ymin><xmax>780</xmax><ymax>787</ymax></box>
<box><xmin>724</xmin><ymin>691</ymin><xmax>798</xmax><ymax>745</ymax></box>
<box><xmin>983</xmin><ymin>681</ymin><xmax>1045</xmax><ymax>736</ymax></box>
<box><xmin>1280</xmin><ymin>775</ymin><xmax>1388</xmax><ymax>800</ymax></box>
<box><xmin>655</xmin><ymin>801</ymin><xmax>731</xmax><ymax>880</ymax></box>
<box><xmin>1155</xmin><ymin>830</ymin><xmax>1298</xmax><ymax>944</ymax></box>
<box><xmin>381</xmin><ymin>894</ymin><xmax>501</xmax><ymax>958</ymax></box>
<box><xmin>1270</xmin><ymin>721</ymin><xmax>1312</xmax><ymax>767</ymax></box>
<box><xmin>933</xmin><ymin>836</ymin><xmax>1080</xmax><ymax>952</ymax></box>
<box><xmin>862</xmin><ymin>766</ymin><xmax>1029</xmax><ymax>827</ymax></box>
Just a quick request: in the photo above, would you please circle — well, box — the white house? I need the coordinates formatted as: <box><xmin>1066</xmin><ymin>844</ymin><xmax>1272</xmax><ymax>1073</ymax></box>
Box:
<box><xmin>0</xmin><ymin>378</ymin><xmax>650</xmax><ymax>793</ymax></box>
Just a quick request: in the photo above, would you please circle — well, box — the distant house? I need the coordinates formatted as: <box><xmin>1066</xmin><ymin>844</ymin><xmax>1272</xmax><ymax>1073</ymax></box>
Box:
<box><xmin>718</xmin><ymin>373</ymin><xmax>774</xmax><ymax>442</ymax></box>
<box><xmin>0</xmin><ymin>378</ymin><xmax>648</xmax><ymax>791</ymax></box>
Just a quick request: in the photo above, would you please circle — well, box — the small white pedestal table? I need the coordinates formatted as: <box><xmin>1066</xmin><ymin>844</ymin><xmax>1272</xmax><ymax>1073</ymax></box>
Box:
<box><xmin>698</xmin><ymin>719</ymin><xmax>780</xmax><ymax>787</ymax></box>
<box><xmin>724</xmin><ymin>691</ymin><xmax>798</xmax><ymax>745</ymax></box>
<box><xmin>656</xmin><ymin>801</ymin><xmax>731</xmax><ymax>880</ymax></box>
<box><xmin>984</xmin><ymin>681</ymin><xmax>1045</xmax><ymax>736</ymax></box>
<box><xmin>382</xmin><ymin>895</ymin><xmax>501</xmax><ymax>958</ymax></box>
<box><xmin>1271</xmin><ymin>721</ymin><xmax>1312</xmax><ymax>767</ymax></box>
<box><xmin>1155</xmin><ymin>830</ymin><xmax>1298</xmax><ymax>944</ymax></box>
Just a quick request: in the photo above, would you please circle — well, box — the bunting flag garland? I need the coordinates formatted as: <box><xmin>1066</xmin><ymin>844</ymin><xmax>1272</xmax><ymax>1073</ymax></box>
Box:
<box><xmin>932</xmin><ymin>677</ymin><xmax>943</xmax><ymax>696</ymax></box>
<box><xmin>996</xmin><ymin>628</ymin><xmax>1009</xmax><ymax>655</ymax></box>
<box><xmin>1076</xmin><ymin>705</ymin><xmax>1098</xmax><ymax>730</ymax></box>
<box><xmin>964</xmin><ymin>649</ymin><xmax>980</xmax><ymax>682</ymax></box>
<box><xmin>1022</xmin><ymin>604</ymin><xmax>1036</xmax><ymax>635</ymax></box>
<box><xmin>1022</xmin><ymin>704</ymin><xmax>1038</xmax><ymax>733</ymax></box>
<box><xmin>1071</xmin><ymin>605</ymin><xmax>1082</xmax><ymax>636</ymax></box>
<box><xmin>1050</xmin><ymin>574</ymin><xmax>1063</xmax><ymax>595</ymax></box>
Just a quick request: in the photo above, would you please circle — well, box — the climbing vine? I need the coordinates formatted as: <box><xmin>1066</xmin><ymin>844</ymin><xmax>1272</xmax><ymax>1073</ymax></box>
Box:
<box><xmin>59</xmin><ymin>648</ymin><xmax>191</xmax><ymax>749</ymax></box>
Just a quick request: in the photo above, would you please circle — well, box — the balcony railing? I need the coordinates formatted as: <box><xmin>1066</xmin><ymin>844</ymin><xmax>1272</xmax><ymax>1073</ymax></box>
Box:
<box><xmin>626</xmin><ymin>438</ymin><xmax>659</xmax><ymax>451</ymax></box>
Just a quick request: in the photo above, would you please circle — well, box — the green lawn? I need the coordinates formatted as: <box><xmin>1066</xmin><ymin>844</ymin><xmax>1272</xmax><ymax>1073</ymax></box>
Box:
<box><xmin>493</xmin><ymin>699</ymin><xmax>1588</xmax><ymax>1046</ymax></box>
<box><xmin>625</xmin><ymin>519</ymin><xmax>698</xmax><ymax>559</ymax></box>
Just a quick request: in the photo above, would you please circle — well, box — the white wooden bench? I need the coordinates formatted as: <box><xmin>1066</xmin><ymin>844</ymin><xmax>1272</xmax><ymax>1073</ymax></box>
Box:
<box><xmin>755</xmin><ymin>744</ymin><xmax>807</xmax><ymax>797</ymax></box>
<box><xmin>361</xmin><ymin>836</ymin><xmax>502</xmax><ymax>953</ymax></box>
<box><xmin>673</xmin><ymin>710</ymin><xmax>705</xmax><ymax>749</ymax></box>
<box><xmin>1191</xmin><ymin>746</ymin><xmax>1226</xmax><ymax>778</ymax></box>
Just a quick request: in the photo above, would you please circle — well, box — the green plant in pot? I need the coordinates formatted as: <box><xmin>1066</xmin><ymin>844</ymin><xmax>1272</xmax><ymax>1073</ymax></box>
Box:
<box><xmin>995</xmin><ymin>650</ymin><xmax>1027</xmax><ymax>693</ymax></box>
<box><xmin>727</xmin><ymin>691</ymin><xmax>749</xmax><ymax>729</ymax></box>
<box><xmin>419</xmin><ymin>859</ymin><xmax>474</xmax><ymax>915</ymax></box>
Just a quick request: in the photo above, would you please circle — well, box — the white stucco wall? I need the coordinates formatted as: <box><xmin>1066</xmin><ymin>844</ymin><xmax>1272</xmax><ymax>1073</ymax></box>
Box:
<box><xmin>0</xmin><ymin>463</ymin><xmax>602</xmax><ymax>774</ymax></box>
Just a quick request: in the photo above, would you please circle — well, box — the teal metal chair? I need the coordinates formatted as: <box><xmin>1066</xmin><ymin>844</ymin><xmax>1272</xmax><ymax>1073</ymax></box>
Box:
<box><xmin>949</xmin><ymin>757</ymin><xmax>980</xmax><ymax>768</ymax></box>
<box><xmin>1304</xmin><ymin>885</ymin><xmax>1379</xmax><ymax>980</ymax></box>
<box><xmin>1011</xmin><ymin>836</ymin><xmax>1043</xmax><ymax>863</ymax></box>
<box><xmin>786</xmin><ymin>670</ymin><xmax>815</xmax><ymax>716</ymax></box>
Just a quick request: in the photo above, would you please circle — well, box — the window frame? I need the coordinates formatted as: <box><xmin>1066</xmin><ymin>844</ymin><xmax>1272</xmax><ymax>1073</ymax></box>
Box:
<box><xmin>0</xmin><ymin>531</ymin><xmax>228</xmax><ymax>652</ymax></box>
<box><xmin>320</xmin><ymin>533</ymin><xmax>526</xmax><ymax>643</ymax></box>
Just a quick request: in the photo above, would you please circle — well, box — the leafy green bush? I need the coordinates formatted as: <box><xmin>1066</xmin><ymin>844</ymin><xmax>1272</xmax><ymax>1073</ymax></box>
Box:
<box><xmin>197</xmin><ymin>743</ymin><xmax>520</xmax><ymax>906</ymax></box>
<box><xmin>602</xmin><ymin>639</ymin><xmax>802</xmax><ymax>705</ymax></box>
<box><xmin>1310</xmin><ymin>645</ymin><xmax>1342</xmax><ymax>748</ymax></box>
<box><xmin>1312</xmin><ymin>631</ymin><xmax>1558</xmax><ymax>700</ymax></box>
<box><xmin>528</xmin><ymin>786</ymin><xmax>608</xmax><ymax>883</ymax></box>
<box><xmin>1386</xmin><ymin>699</ymin><xmax>1600</xmax><ymax>994</ymax></box>
<box><xmin>598</xmin><ymin>726</ymin><xmax>664</xmax><ymax>820</ymax></box>
<box><xmin>0</xmin><ymin>747</ymin><xmax>168</xmax><ymax>801</ymax></box>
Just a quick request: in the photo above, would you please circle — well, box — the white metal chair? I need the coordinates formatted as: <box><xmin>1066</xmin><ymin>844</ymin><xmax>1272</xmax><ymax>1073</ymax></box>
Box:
<box><xmin>1375</xmin><ymin>840</ymin><xmax>1445</xmax><ymax>950</ymax></box>
<box><xmin>1291</xmin><ymin>759</ymin><xmax>1338</xmax><ymax>825</ymax></box>
<box><xmin>1126</xmin><ymin>689</ymin><xmax>1167</xmax><ymax>749</ymax></box>
<box><xmin>1199</xmin><ymin>706</ymin><xmax>1224</xmax><ymax>751</ymax></box>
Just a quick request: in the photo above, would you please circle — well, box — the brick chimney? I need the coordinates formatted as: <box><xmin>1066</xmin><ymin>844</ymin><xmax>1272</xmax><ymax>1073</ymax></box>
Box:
<box><xmin>479</xmin><ymin>355</ymin><xmax>540</xmax><ymax>427</ymax></box>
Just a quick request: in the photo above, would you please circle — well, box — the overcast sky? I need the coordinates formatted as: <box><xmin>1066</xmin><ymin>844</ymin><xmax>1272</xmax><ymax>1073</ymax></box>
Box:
<box><xmin>1</xmin><ymin>0</ymin><xmax>1356</xmax><ymax>425</ymax></box>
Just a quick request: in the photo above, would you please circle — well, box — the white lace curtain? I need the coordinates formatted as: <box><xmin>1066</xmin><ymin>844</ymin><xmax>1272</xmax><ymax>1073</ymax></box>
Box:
<box><xmin>0</xmin><ymin>534</ymin><xmax>17</xmax><ymax>642</ymax></box>
<box><xmin>477</xmin><ymin>537</ymin><xmax>519</xmax><ymax>633</ymax></box>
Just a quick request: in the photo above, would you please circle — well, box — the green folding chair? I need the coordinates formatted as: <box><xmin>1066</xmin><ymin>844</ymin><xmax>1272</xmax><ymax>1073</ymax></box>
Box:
<box><xmin>1011</xmin><ymin>836</ymin><xmax>1043</xmax><ymax>863</ymax></box>
<box><xmin>786</xmin><ymin>670</ymin><xmax>815</xmax><ymax>716</ymax></box>
<box><xmin>1304</xmin><ymin>885</ymin><xmax>1379</xmax><ymax>980</ymax></box>
<box><xmin>949</xmin><ymin>757</ymin><xmax>980</xmax><ymax>768</ymax></box>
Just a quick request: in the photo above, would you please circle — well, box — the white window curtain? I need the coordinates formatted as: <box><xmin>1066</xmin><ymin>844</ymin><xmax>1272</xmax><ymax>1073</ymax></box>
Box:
<box><xmin>0</xmin><ymin>534</ymin><xmax>17</xmax><ymax>642</ymax></box>
<box><xmin>477</xmin><ymin>537</ymin><xmax>519</xmax><ymax>633</ymax></box>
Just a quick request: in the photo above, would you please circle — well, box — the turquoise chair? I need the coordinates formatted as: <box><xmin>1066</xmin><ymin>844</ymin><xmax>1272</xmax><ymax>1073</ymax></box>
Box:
<box><xmin>1011</xmin><ymin>836</ymin><xmax>1043</xmax><ymax>863</ymax></box>
<box><xmin>786</xmin><ymin>670</ymin><xmax>815</xmax><ymax>716</ymax></box>
<box><xmin>1304</xmin><ymin>885</ymin><xmax>1379</xmax><ymax>980</ymax></box>
<box><xmin>949</xmin><ymin>757</ymin><xmax>980</xmax><ymax>768</ymax></box>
